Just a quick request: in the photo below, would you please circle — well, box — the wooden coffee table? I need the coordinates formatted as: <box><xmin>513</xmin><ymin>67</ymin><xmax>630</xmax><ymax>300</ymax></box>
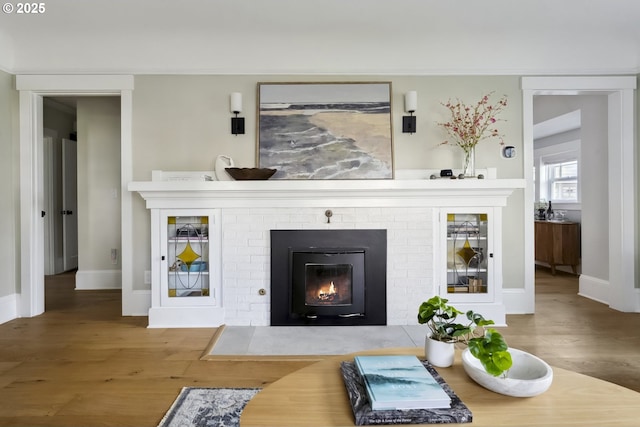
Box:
<box><xmin>240</xmin><ymin>347</ymin><xmax>640</xmax><ymax>426</ymax></box>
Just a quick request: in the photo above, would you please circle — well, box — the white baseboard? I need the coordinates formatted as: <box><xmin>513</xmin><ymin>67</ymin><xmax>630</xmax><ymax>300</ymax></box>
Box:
<box><xmin>0</xmin><ymin>293</ymin><xmax>19</xmax><ymax>325</ymax></box>
<box><xmin>75</xmin><ymin>269</ymin><xmax>122</xmax><ymax>290</ymax></box>
<box><xmin>503</xmin><ymin>287</ymin><xmax>533</xmax><ymax>315</ymax></box>
<box><xmin>148</xmin><ymin>306</ymin><xmax>225</xmax><ymax>328</ymax></box>
<box><xmin>578</xmin><ymin>274</ymin><xmax>610</xmax><ymax>305</ymax></box>
<box><xmin>124</xmin><ymin>289</ymin><xmax>151</xmax><ymax>316</ymax></box>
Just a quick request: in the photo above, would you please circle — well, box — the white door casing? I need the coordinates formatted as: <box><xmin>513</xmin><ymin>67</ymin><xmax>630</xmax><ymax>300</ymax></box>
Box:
<box><xmin>17</xmin><ymin>75</ymin><xmax>134</xmax><ymax>317</ymax></box>
<box><xmin>521</xmin><ymin>76</ymin><xmax>637</xmax><ymax>313</ymax></box>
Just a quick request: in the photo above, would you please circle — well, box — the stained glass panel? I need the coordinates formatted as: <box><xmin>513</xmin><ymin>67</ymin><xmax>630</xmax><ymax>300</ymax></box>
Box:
<box><xmin>167</xmin><ymin>216</ymin><xmax>210</xmax><ymax>298</ymax></box>
<box><xmin>446</xmin><ymin>213</ymin><xmax>488</xmax><ymax>294</ymax></box>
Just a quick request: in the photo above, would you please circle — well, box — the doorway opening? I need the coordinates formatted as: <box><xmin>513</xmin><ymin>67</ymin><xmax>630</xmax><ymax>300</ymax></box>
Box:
<box><xmin>18</xmin><ymin>75</ymin><xmax>133</xmax><ymax>318</ymax></box>
<box><xmin>42</xmin><ymin>96</ymin><xmax>123</xmax><ymax>294</ymax></box>
<box><xmin>522</xmin><ymin>76</ymin><xmax>636</xmax><ymax>313</ymax></box>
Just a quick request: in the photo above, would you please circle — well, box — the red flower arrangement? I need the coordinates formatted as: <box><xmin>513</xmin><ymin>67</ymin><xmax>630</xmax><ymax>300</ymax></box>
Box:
<box><xmin>438</xmin><ymin>92</ymin><xmax>508</xmax><ymax>152</ymax></box>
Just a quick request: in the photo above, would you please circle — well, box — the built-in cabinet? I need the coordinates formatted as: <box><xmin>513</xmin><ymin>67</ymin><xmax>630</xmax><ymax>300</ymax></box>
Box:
<box><xmin>437</xmin><ymin>208</ymin><xmax>504</xmax><ymax>323</ymax></box>
<box><xmin>148</xmin><ymin>208</ymin><xmax>223</xmax><ymax>327</ymax></box>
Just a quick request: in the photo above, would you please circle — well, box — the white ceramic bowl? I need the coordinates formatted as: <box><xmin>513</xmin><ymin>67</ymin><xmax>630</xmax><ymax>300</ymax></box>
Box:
<box><xmin>461</xmin><ymin>348</ymin><xmax>553</xmax><ymax>397</ymax></box>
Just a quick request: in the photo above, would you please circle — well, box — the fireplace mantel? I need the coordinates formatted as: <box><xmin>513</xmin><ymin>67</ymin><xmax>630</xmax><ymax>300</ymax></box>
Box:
<box><xmin>129</xmin><ymin>175</ymin><xmax>525</xmax><ymax>327</ymax></box>
<box><xmin>128</xmin><ymin>178</ymin><xmax>525</xmax><ymax>209</ymax></box>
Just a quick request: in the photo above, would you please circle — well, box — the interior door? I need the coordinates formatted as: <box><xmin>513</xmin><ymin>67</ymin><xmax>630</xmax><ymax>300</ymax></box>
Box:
<box><xmin>62</xmin><ymin>138</ymin><xmax>78</xmax><ymax>271</ymax></box>
<box><xmin>43</xmin><ymin>135</ymin><xmax>55</xmax><ymax>275</ymax></box>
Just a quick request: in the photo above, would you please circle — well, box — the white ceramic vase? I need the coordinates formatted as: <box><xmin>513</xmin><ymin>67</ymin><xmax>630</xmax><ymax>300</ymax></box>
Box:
<box><xmin>214</xmin><ymin>155</ymin><xmax>235</xmax><ymax>181</ymax></box>
<box><xmin>424</xmin><ymin>336</ymin><xmax>455</xmax><ymax>368</ymax></box>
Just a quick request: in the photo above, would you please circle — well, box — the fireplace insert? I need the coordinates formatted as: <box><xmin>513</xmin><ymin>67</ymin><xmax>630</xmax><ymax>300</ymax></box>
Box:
<box><xmin>270</xmin><ymin>229</ymin><xmax>386</xmax><ymax>326</ymax></box>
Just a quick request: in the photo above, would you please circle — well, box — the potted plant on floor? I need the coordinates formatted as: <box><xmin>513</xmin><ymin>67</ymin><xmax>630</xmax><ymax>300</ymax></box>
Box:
<box><xmin>417</xmin><ymin>295</ymin><xmax>512</xmax><ymax>376</ymax></box>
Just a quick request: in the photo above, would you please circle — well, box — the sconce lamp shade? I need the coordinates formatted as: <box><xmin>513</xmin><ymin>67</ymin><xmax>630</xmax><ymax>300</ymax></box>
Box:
<box><xmin>404</xmin><ymin>91</ymin><xmax>417</xmax><ymax>113</ymax></box>
<box><xmin>230</xmin><ymin>92</ymin><xmax>243</xmax><ymax>113</ymax></box>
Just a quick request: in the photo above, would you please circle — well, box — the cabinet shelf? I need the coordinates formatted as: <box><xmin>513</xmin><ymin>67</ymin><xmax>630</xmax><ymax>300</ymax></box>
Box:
<box><xmin>447</xmin><ymin>236</ymin><xmax>487</xmax><ymax>241</ymax></box>
<box><xmin>447</xmin><ymin>268</ymin><xmax>487</xmax><ymax>273</ymax></box>
<box><xmin>168</xmin><ymin>238</ymin><xmax>209</xmax><ymax>243</ymax></box>
<box><xmin>169</xmin><ymin>271</ymin><xmax>210</xmax><ymax>275</ymax></box>
<box><xmin>447</xmin><ymin>285</ymin><xmax>488</xmax><ymax>294</ymax></box>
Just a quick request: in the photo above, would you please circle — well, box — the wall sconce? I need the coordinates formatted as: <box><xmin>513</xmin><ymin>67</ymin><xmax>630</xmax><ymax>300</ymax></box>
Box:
<box><xmin>230</xmin><ymin>92</ymin><xmax>245</xmax><ymax>135</ymax></box>
<box><xmin>402</xmin><ymin>91</ymin><xmax>417</xmax><ymax>134</ymax></box>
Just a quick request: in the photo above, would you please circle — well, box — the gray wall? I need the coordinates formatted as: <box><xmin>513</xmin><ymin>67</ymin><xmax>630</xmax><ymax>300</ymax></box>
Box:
<box><xmin>0</xmin><ymin>70</ymin><xmax>17</xmax><ymax>298</ymax></box>
<box><xmin>76</xmin><ymin>97</ymin><xmax>122</xmax><ymax>273</ymax></box>
<box><xmin>131</xmin><ymin>75</ymin><xmax>525</xmax><ymax>292</ymax></box>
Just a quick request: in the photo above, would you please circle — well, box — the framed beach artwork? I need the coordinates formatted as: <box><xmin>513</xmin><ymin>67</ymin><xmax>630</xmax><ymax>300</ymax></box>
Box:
<box><xmin>257</xmin><ymin>82</ymin><xmax>394</xmax><ymax>179</ymax></box>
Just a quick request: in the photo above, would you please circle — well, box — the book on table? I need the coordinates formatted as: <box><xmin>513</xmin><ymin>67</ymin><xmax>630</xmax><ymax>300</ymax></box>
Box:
<box><xmin>354</xmin><ymin>355</ymin><xmax>451</xmax><ymax>410</ymax></box>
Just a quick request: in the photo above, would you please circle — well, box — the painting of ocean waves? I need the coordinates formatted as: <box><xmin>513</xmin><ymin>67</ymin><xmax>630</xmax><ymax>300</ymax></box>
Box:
<box><xmin>258</xmin><ymin>83</ymin><xmax>393</xmax><ymax>180</ymax></box>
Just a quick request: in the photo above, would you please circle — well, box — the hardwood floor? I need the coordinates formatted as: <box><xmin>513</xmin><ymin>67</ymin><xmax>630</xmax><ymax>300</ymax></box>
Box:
<box><xmin>0</xmin><ymin>268</ymin><xmax>638</xmax><ymax>426</ymax></box>
<box><xmin>501</xmin><ymin>268</ymin><xmax>640</xmax><ymax>394</ymax></box>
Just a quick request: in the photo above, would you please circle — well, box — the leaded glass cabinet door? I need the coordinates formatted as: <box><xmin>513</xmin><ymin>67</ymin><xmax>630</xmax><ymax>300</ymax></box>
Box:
<box><xmin>160</xmin><ymin>211</ymin><xmax>220</xmax><ymax>307</ymax></box>
<box><xmin>443</xmin><ymin>210</ymin><xmax>494</xmax><ymax>303</ymax></box>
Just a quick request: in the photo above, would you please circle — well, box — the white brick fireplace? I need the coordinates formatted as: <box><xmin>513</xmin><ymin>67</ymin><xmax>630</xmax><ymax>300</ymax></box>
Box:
<box><xmin>222</xmin><ymin>206</ymin><xmax>432</xmax><ymax>325</ymax></box>
<box><xmin>130</xmin><ymin>173</ymin><xmax>523</xmax><ymax>328</ymax></box>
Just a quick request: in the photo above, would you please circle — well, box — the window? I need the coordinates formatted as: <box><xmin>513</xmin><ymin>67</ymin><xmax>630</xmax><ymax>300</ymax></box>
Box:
<box><xmin>547</xmin><ymin>160</ymin><xmax>578</xmax><ymax>202</ymax></box>
<box><xmin>534</xmin><ymin>140</ymin><xmax>580</xmax><ymax>205</ymax></box>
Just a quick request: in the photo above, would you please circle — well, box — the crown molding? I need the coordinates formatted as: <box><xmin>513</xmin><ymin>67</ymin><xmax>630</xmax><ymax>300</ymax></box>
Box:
<box><xmin>0</xmin><ymin>63</ymin><xmax>13</xmax><ymax>74</ymax></box>
<box><xmin>6</xmin><ymin>65</ymin><xmax>640</xmax><ymax>77</ymax></box>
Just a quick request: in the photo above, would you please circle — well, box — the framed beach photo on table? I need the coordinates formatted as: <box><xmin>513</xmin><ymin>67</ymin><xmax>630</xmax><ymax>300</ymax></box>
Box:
<box><xmin>257</xmin><ymin>82</ymin><xmax>394</xmax><ymax>179</ymax></box>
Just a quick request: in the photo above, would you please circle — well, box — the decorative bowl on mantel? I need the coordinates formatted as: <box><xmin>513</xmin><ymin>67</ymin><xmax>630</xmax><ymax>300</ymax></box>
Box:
<box><xmin>462</xmin><ymin>348</ymin><xmax>553</xmax><ymax>397</ymax></box>
<box><xmin>225</xmin><ymin>168</ymin><xmax>277</xmax><ymax>180</ymax></box>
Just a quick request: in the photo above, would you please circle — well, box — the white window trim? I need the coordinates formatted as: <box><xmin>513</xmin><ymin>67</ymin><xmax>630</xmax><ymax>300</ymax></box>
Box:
<box><xmin>547</xmin><ymin>159</ymin><xmax>579</xmax><ymax>203</ymax></box>
<box><xmin>534</xmin><ymin>140</ymin><xmax>581</xmax><ymax>209</ymax></box>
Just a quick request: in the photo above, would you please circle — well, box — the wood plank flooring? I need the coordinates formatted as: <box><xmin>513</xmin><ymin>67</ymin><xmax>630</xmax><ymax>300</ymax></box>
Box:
<box><xmin>0</xmin><ymin>268</ymin><xmax>638</xmax><ymax>426</ymax></box>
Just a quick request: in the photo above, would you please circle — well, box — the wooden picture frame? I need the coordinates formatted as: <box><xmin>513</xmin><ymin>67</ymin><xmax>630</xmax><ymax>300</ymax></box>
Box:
<box><xmin>257</xmin><ymin>82</ymin><xmax>394</xmax><ymax>180</ymax></box>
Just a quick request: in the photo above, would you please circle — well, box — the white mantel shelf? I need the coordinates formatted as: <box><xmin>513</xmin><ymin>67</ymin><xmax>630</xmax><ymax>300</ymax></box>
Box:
<box><xmin>128</xmin><ymin>179</ymin><xmax>525</xmax><ymax>209</ymax></box>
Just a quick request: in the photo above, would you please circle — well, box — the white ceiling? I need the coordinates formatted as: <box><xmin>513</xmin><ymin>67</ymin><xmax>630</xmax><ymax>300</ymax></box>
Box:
<box><xmin>1</xmin><ymin>0</ymin><xmax>640</xmax><ymax>75</ymax></box>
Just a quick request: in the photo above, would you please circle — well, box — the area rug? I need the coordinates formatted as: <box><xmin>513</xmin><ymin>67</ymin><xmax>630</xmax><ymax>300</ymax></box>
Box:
<box><xmin>158</xmin><ymin>387</ymin><xmax>261</xmax><ymax>427</ymax></box>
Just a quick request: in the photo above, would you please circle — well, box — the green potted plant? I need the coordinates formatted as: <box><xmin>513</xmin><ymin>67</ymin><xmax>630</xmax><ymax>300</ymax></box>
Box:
<box><xmin>418</xmin><ymin>295</ymin><xmax>512</xmax><ymax>376</ymax></box>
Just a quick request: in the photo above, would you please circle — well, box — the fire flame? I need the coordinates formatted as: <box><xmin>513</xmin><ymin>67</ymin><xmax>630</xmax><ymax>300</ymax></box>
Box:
<box><xmin>318</xmin><ymin>281</ymin><xmax>337</xmax><ymax>298</ymax></box>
